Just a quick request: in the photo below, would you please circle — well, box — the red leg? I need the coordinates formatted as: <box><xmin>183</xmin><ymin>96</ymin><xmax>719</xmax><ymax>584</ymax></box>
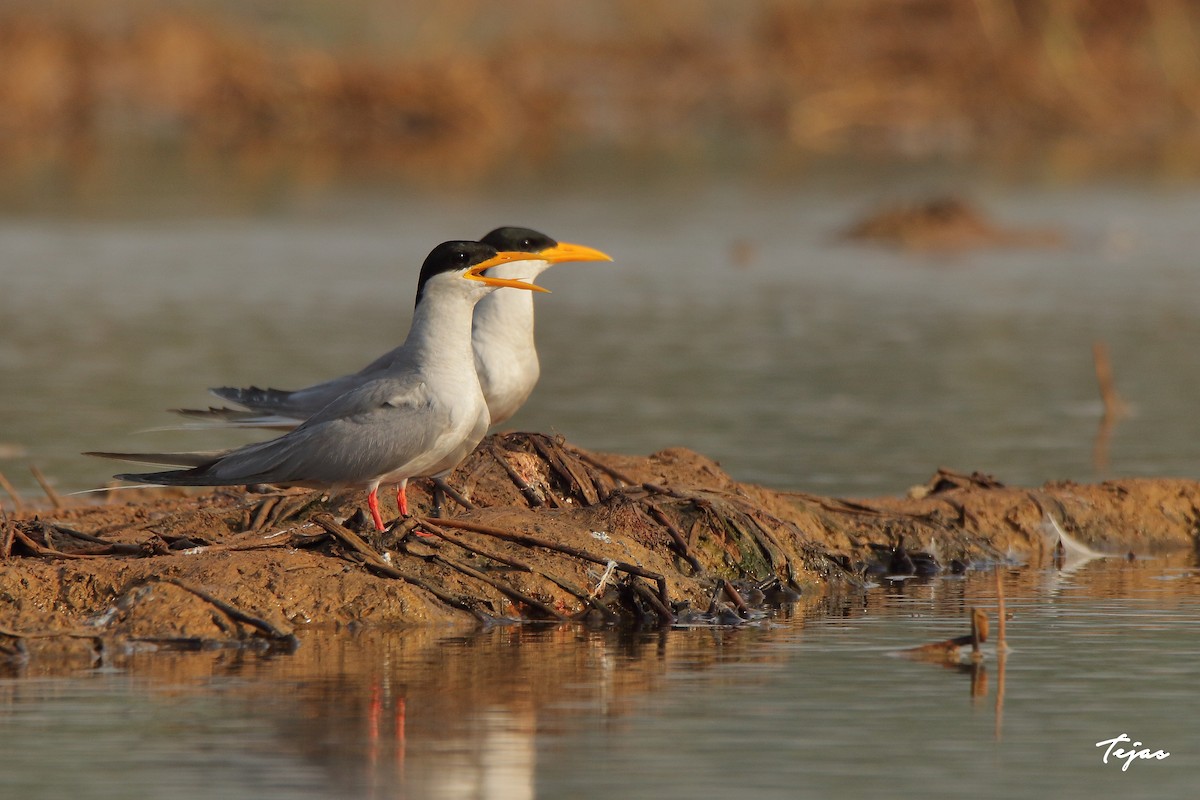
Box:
<box><xmin>368</xmin><ymin>487</ymin><xmax>385</xmax><ymax>532</ymax></box>
<box><xmin>396</xmin><ymin>480</ymin><xmax>434</xmax><ymax>537</ymax></box>
<box><xmin>396</xmin><ymin>483</ymin><xmax>409</xmax><ymax>517</ymax></box>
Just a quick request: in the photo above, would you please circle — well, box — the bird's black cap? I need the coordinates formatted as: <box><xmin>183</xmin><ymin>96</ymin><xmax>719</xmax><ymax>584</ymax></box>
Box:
<box><xmin>414</xmin><ymin>240</ymin><xmax>502</xmax><ymax>307</ymax></box>
<box><xmin>481</xmin><ymin>227</ymin><xmax>557</xmax><ymax>254</ymax></box>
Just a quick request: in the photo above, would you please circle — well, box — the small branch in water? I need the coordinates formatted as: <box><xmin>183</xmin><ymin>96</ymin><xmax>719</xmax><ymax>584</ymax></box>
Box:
<box><xmin>29</xmin><ymin>465</ymin><xmax>64</xmax><ymax>510</ymax></box>
<box><xmin>627</xmin><ymin>576</ymin><xmax>676</xmax><ymax>625</ymax></box>
<box><xmin>900</xmin><ymin>607</ymin><xmax>989</xmax><ymax>663</ymax></box>
<box><xmin>722</xmin><ymin>579</ymin><xmax>752</xmax><ymax>618</ymax></box>
<box><xmin>995</xmin><ymin>567</ymin><xmax>1008</xmax><ymax>653</ymax></box>
<box><xmin>1092</xmin><ymin>340</ymin><xmax>1129</xmax><ymax>473</ymax></box>
<box><xmin>1093</xmin><ymin>340</ymin><xmax>1129</xmax><ymax>423</ymax></box>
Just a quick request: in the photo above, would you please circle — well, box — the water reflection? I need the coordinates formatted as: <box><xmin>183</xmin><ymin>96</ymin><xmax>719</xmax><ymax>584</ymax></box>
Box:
<box><xmin>4</xmin><ymin>557</ymin><xmax>1199</xmax><ymax>798</ymax></box>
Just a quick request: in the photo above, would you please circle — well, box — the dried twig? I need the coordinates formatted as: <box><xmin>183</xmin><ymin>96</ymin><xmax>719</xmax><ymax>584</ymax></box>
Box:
<box><xmin>529</xmin><ymin>434</ymin><xmax>601</xmax><ymax>506</ymax></box>
<box><xmin>1</xmin><ymin>514</ymin><xmax>14</xmax><ymax>559</ymax></box>
<box><xmin>29</xmin><ymin>465</ymin><xmax>64</xmax><ymax>510</ymax></box>
<box><xmin>246</xmin><ymin>496</ymin><xmax>280</xmax><ymax>532</ymax></box>
<box><xmin>1093</xmin><ymin>340</ymin><xmax>1129</xmax><ymax>423</ymax></box>
<box><xmin>154</xmin><ymin>577</ymin><xmax>295</xmax><ymax>642</ymax></box>
<box><xmin>995</xmin><ymin>567</ymin><xmax>1007</xmax><ymax>652</ymax></box>
<box><xmin>722</xmin><ymin>579</ymin><xmax>751</xmax><ymax>618</ymax></box>
<box><xmin>626</xmin><ymin>577</ymin><xmax>675</xmax><ymax>624</ymax></box>
<box><xmin>10</xmin><ymin>526</ymin><xmax>101</xmax><ymax>560</ymax></box>
<box><xmin>645</xmin><ymin>503</ymin><xmax>705</xmax><ymax>574</ymax></box>
<box><xmin>45</xmin><ymin>524</ymin><xmax>145</xmax><ymax>556</ymax></box>
<box><xmin>489</xmin><ymin>444</ymin><xmax>547</xmax><ymax>507</ymax></box>
<box><xmin>419</xmin><ymin>518</ymin><xmax>618</xmax><ymax>621</ymax></box>
<box><xmin>431</xmin><ymin>517</ymin><xmax>673</xmax><ymax>609</ymax></box>
<box><xmin>422</xmin><ymin>550</ymin><xmax>565</xmax><ymax>621</ymax></box>
<box><xmin>0</xmin><ymin>472</ymin><xmax>25</xmax><ymax>514</ymax></box>
<box><xmin>310</xmin><ymin>514</ymin><xmax>489</xmax><ymax>619</ymax></box>
<box><xmin>567</xmin><ymin>447</ymin><xmax>638</xmax><ymax>486</ymax></box>
<box><xmin>430</xmin><ymin>477</ymin><xmax>475</xmax><ymax>510</ymax></box>
<box><xmin>1091</xmin><ymin>342</ymin><xmax>1129</xmax><ymax>473</ymax></box>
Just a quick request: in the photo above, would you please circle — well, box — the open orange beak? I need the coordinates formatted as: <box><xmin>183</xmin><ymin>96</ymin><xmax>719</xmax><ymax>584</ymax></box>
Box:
<box><xmin>465</xmin><ymin>251</ymin><xmax>553</xmax><ymax>292</ymax></box>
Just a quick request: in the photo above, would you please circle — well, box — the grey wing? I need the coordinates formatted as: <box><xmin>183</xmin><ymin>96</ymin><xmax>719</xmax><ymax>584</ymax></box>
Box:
<box><xmin>209</xmin><ymin>345</ymin><xmax>416</xmax><ymax>421</ymax></box>
<box><xmin>211</xmin><ymin>375</ymin><xmax>447</xmax><ymax>486</ymax></box>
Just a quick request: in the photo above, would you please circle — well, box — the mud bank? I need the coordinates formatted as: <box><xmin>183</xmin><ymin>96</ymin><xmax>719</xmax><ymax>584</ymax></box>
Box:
<box><xmin>2</xmin><ymin>433</ymin><xmax>1197</xmax><ymax>665</ymax></box>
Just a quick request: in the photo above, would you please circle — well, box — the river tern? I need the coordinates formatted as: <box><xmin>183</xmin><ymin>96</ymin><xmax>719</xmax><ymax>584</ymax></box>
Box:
<box><xmin>175</xmin><ymin>227</ymin><xmax>611</xmax><ymax>429</ymax></box>
<box><xmin>87</xmin><ymin>240</ymin><xmax>561</xmax><ymax>532</ymax></box>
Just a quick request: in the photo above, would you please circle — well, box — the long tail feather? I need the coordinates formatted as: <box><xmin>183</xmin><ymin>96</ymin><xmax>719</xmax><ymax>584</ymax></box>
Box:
<box><xmin>83</xmin><ymin>450</ymin><xmax>226</xmax><ymax>468</ymax></box>
<box><xmin>165</xmin><ymin>406</ymin><xmax>299</xmax><ymax>430</ymax></box>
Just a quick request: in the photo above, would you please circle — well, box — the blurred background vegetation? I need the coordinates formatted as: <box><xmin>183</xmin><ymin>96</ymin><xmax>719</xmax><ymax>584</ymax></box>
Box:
<box><xmin>4</xmin><ymin>0</ymin><xmax>1200</xmax><ymax>194</ymax></box>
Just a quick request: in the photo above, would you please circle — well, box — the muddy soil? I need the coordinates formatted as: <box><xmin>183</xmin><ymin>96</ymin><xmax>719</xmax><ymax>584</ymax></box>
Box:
<box><xmin>3</xmin><ymin>433</ymin><xmax>1198</xmax><ymax>666</ymax></box>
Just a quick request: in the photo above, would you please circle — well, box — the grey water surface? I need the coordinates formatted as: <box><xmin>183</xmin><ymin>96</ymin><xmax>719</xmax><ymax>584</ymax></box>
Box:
<box><xmin>4</xmin><ymin>167</ymin><xmax>1200</xmax><ymax>498</ymax></box>
<box><xmin>2</xmin><ymin>559</ymin><xmax>1197</xmax><ymax>799</ymax></box>
<box><xmin>2</xmin><ymin>164</ymin><xmax>1199</xmax><ymax>797</ymax></box>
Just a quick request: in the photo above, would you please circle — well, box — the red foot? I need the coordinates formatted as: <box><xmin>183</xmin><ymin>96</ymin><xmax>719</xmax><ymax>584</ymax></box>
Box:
<box><xmin>368</xmin><ymin>488</ymin><xmax>385</xmax><ymax>532</ymax></box>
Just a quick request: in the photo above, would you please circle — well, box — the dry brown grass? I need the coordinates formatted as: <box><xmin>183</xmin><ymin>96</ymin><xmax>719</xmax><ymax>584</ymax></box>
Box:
<box><xmin>2</xmin><ymin>1</ymin><xmax>1200</xmax><ymax>178</ymax></box>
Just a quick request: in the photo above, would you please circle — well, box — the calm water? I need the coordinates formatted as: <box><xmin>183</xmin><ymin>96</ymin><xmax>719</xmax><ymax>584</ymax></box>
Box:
<box><xmin>4</xmin><ymin>165</ymin><xmax>1200</xmax><ymax>797</ymax></box>
<box><xmin>2</xmin><ymin>558</ymin><xmax>1197</xmax><ymax>799</ymax></box>
<box><xmin>4</xmin><ymin>166</ymin><xmax>1200</xmax><ymax>498</ymax></box>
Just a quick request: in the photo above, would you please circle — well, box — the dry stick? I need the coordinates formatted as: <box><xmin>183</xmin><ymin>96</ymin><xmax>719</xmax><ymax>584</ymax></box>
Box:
<box><xmin>246</xmin><ymin>496</ymin><xmax>280</xmax><ymax>532</ymax></box>
<box><xmin>10</xmin><ymin>527</ymin><xmax>100</xmax><ymax>560</ymax></box>
<box><xmin>1092</xmin><ymin>341</ymin><xmax>1127</xmax><ymax>473</ymax></box>
<box><xmin>154</xmin><ymin>577</ymin><xmax>295</xmax><ymax>641</ymax></box>
<box><xmin>489</xmin><ymin>444</ymin><xmax>548</xmax><ymax>507</ymax></box>
<box><xmin>1093</xmin><ymin>340</ymin><xmax>1128</xmax><ymax>422</ymax></box>
<box><xmin>519</xmin><ymin>438</ymin><xmax>574</xmax><ymax>508</ymax></box>
<box><xmin>529</xmin><ymin>435</ymin><xmax>600</xmax><ymax>506</ymax></box>
<box><xmin>29</xmin><ymin>465</ymin><xmax>64</xmax><ymax>510</ymax></box>
<box><xmin>417</xmin><ymin>518</ymin><xmax>616</xmax><ymax>619</ymax></box>
<box><xmin>645</xmin><ymin>503</ymin><xmax>705</xmax><ymax>574</ymax></box>
<box><xmin>266</xmin><ymin>494</ymin><xmax>318</xmax><ymax>529</ymax></box>
<box><xmin>431</xmin><ymin>517</ymin><xmax>673</xmax><ymax>609</ymax></box>
<box><xmin>404</xmin><ymin>521</ymin><xmax>567</xmax><ymax>620</ymax></box>
<box><xmin>423</xmin><ymin>551</ymin><xmax>566</xmax><ymax>621</ymax></box>
<box><xmin>567</xmin><ymin>447</ymin><xmax>638</xmax><ymax>487</ymax></box>
<box><xmin>1</xmin><ymin>515</ymin><xmax>14</xmax><ymax>559</ymax></box>
<box><xmin>431</xmin><ymin>477</ymin><xmax>476</xmax><ymax>510</ymax></box>
<box><xmin>0</xmin><ymin>472</ymin><xmax>25</xmax><ymax>514</ymax></box>
<box><xmin>994</xmin><ymin>564</ymin><xmax>1009</xmax><ymax>740</ymax></box>
<box><xmin>310</xmin><ymin>515</ymin><xmax>487</xmax><ymax>619</ymax></box>
<box><xmin>46</xmin><ymin>524</ymin><xmax>144</xmax><ymax>556</ymax></box>
<box><xmin>627</xmin><ymin>577</ymin><xmax>675</xmax><ymax>624</ymax></box>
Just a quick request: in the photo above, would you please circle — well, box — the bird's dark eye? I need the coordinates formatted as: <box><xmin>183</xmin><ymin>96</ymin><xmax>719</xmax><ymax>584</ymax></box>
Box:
<box><xmin>522</xmin><ymin>239</ymin><xmax>533</xmax><ymax>248</ymax></box>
